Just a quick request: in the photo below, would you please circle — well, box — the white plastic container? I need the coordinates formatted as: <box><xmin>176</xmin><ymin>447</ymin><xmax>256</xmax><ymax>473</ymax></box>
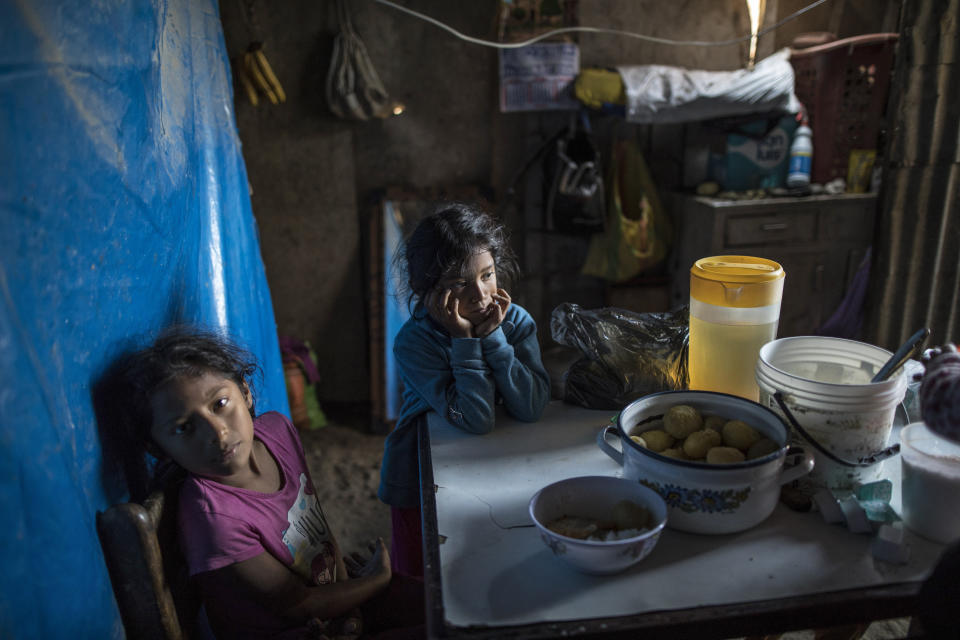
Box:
<box><xmin>786</xmin><ymin>124</ymin><xmax>813</xmax><ymax>187</ymax></box>
<box><xmin>755</xmin><ymin>336</ymin><xmax>907</xmax><ymax>490</ymax></box>
<box><xmin>900</xmin><ymin>422</ymin><xmax>960</xmax><ymax>544</ymax></box>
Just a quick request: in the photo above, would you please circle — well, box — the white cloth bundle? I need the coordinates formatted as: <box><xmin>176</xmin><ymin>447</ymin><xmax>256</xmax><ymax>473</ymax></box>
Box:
<box><xmin>617</xmin><ymin>48</ymin><xmax>801</xmax><ymax>123</ymax></box>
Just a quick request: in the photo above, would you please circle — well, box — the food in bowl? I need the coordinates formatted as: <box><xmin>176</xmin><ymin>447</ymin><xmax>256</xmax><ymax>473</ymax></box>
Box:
<box><xmin>529</xmin><ymin>476</ymin><xmax>667</xmax><ymax>575</ymax></box>
<box><xmin>546</xmin><ymin>499</ymin><xmax>653</xmax><ymax>541</ymax></box>
<box><xmin>629</xmin><ymin>403</ymin><xmax>779</xmax><ymax>465</ymax></box>
<box><xmin>597</xmin><ymin>391</ymin><xmax>815</xmax><ymax>534</ymax></box>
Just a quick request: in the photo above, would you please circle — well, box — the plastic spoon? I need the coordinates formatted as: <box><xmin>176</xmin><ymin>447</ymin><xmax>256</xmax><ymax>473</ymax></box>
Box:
<box><xmin>871</xmin><ymin>327</ymin><xmax>930</xmax><ymax>383</ymax></box>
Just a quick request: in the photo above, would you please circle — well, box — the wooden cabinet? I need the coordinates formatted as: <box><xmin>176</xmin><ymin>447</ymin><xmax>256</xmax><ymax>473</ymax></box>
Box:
<box><xmin>669</xmin><ymin>193</ymin><xmax>877</xmax><ymax>338</ymax></box>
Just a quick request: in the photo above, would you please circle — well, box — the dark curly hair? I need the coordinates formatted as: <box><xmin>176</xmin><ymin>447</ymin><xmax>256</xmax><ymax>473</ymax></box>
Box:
<box><xmin>112</xmin><ymin>326</ymin><xmax>260</xmax><ymax>452</ymax></box>
<box><xmin>397</xmin><ymin>202</ymin><xmax>519</xmax><ymax>312</ymax></box>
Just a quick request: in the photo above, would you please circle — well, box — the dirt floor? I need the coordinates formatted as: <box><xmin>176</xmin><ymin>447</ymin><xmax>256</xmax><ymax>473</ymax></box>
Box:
<box><xmin>301</xmin><ymin>422</ymin><xmax>392</xmax><ymax>556</ymax></box>
<box><xmin>300</xmin><ymin>419</ymin><xmax>910</xmax><ymax>639</ymax></box>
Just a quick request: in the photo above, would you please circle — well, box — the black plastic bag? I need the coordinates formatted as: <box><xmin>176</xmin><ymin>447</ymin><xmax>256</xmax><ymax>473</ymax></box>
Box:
<box><xmin>550</xmin><ymin>303</ymin><xmax>689</xmax><ymax>410</ymax></box>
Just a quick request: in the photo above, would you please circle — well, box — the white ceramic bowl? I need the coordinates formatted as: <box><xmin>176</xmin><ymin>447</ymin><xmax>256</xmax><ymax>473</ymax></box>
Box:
<box><xmin>598</xmin><ymin>390</ymin><xmax>815</xmax><ymax>534</ymax></box>
<box><xmin>528</xmin><ymin>475</ymin><xmax>667</xmax><ymax>575</ymax></box>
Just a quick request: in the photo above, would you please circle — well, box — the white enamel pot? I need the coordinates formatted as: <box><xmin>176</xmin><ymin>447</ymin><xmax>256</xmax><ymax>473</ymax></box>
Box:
<box><xmin>598</xmin><ymin>390</ymin><xmax>815</xmax><ymax>535</ymax></box>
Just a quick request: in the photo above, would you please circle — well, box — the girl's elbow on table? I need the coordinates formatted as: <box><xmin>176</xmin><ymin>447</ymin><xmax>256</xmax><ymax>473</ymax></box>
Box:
<box><xmin>447</xmin><ymin>402</ymin><xmax>496</xmax><ymax>435</ymax></box>
<box><xmin>459</xmin><ymin>413</ymin><xmax>496</xmax><ymax>435</ymax></box>
<box><xmin>509</xmin><ymin>379</ymin><xmax>550</xmax><ymax>423</ymax></box>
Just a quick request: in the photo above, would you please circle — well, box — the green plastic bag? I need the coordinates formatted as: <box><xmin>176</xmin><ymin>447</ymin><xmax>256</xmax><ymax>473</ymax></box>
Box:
<box><xmin>582</xmin><ymin>138</ymin><xmax>672</xmax><ymax>282</ymax></box>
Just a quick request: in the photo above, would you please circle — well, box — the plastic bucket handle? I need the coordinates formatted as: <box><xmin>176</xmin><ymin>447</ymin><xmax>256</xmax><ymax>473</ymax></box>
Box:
<box><xmin>772</xmin><ymin>391</ymin><xmax>900</xmax><ymax>467</ymax></box>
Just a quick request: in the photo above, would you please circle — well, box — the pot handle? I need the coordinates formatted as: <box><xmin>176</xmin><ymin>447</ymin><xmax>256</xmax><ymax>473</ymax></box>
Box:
<box><xmin>596</xmin><ymin>424</ymin><xmax>624</xmax><ymax>466</ymax></box>
<box><xmin>779</xmin><ymin>446</ymin><xmax>815</xmax><ymax>486</ymax></box>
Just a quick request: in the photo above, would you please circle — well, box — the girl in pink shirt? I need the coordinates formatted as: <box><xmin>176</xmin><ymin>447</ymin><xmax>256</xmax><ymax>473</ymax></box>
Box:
<box><xmin>115</xmin><ymin>327</ymin><xmax>423</xmax><ymax>639</ymax></box>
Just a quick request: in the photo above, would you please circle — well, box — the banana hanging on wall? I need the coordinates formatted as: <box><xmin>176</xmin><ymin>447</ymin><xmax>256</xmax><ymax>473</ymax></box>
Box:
<box><xmin>239</xmin><ymin>43</ymin><xmax>286</xmax><ymax>107</ymax></box>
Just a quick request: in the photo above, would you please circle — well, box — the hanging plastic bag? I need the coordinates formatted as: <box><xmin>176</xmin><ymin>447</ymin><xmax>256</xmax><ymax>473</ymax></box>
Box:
<box><xmin>550</xmin><ymin>303</ymin><xmax>689</xmax><ymax>410</ymax></box>
<box><xmin>581</xmin><ymin>137</ymin><xmax>672</xmax><ymax>282</ymax></box>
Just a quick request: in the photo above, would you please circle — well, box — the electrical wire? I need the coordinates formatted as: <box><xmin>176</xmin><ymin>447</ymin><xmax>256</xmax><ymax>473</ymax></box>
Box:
<box><xmin>372</xmin><ymin>0</ymin><xmax>833</xmax><ymax>48</ymax></box>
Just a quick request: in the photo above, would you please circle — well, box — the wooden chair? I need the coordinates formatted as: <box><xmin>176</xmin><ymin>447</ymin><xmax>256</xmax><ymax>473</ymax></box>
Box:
<box><xmin>98</xmin><ymin>488</ymin><xmax>353</xmax><ymax>640</ymax></box>
<box><xmin>97</xmin><ymin>489</ymin><xmax>205</xmax><ymax>640</ymax></box>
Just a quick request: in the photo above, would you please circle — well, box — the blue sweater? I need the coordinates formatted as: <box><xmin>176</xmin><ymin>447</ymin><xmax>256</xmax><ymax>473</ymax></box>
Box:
<box><xmin>377</xmin><ymin>303</ymin><xmax>550</xmax><ymax>508</ymax></box>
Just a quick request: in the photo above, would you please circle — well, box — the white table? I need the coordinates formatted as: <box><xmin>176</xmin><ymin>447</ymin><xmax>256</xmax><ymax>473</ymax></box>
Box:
<box><xmin>417</xmin><ymin>401</ymin><xmax>948</xmax><ymax>638</ymax></box>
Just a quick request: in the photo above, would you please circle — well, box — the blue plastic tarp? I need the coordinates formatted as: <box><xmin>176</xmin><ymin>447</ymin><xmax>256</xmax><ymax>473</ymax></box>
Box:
<box><xmin>0</xmin><ymin>0</ymin><xmax>287</xmax><ymax>636</ymax></box>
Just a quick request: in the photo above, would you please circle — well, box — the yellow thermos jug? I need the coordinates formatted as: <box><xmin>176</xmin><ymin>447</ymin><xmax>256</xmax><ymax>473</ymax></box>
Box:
<box><xmin>688</xmin><ymin>256</ymin><xmax>785</xmax><ymax>401</ymax></box>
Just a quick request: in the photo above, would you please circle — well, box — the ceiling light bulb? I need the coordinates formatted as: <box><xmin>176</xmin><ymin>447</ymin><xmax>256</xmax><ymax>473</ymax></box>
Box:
<box><xmin>745</xmin><ymin>0</ymin><xmax>766</xmax><ymax>70</ymax></box>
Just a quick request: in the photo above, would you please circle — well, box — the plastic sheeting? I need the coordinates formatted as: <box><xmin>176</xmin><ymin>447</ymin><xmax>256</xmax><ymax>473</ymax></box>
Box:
<box><xmin>0</xmin><ymin>1</ymin><xmax>287</xmax><ymax>636</ymax></box>
<box><xmin>551</xmin><ymin>303</ymin><xmax>689</xmax><ymax>410</ymax></box>
<box><xmin>617</xmin><ymin>48</ymin><xmax>802</xmax><ymax>124</ymax></box>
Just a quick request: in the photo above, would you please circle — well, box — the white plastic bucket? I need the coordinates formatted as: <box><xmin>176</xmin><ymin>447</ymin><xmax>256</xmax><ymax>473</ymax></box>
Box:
<box><xmin>755</xmin><ymin>336</ymin><xmax>907</xmax><ymax>491</ymax></box>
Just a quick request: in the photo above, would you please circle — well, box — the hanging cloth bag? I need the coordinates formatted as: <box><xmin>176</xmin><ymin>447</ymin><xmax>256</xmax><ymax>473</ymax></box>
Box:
<box><xmin>542</xmin><ymin>113</ymin><xmax>606</xmax><ymax>233</ymax></box>
<box><xmin>326</xmin><ymin>0</ymin><xmax>393</xmax><ymax>120</ymax></box>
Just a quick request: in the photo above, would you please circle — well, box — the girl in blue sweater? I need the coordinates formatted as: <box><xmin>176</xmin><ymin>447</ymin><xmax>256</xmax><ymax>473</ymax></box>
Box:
<box><xmin>378</xmin><ymin>203</ymin><xmax>550</xmax><ymax>577</ymax></box>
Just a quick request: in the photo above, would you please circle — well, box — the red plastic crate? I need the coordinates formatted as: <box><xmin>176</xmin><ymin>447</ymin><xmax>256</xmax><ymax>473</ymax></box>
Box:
<box><xmin>790</xmin><ymin>33</ymin><xmax>899</xmax><ymax>184</ymax></box>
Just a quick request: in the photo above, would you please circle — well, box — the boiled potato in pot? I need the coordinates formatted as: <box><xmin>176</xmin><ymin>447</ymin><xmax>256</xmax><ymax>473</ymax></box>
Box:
<box><xmin>682</xmin><ymin>429</ymin><xmax>722</xmax><ymax>459</ymax></box>
<box><xmin>637</xmin><ymin>429</ymin><xmax>674</xmax><ymax>452</ymax></box>
<box><xmin>706</xmin><ymin>446</ymin><xmax>747</xmax><ymax>464</ymax></box>
<box><xmin>722</xmin><ymin>419</ymin><xmax>762</xmax><ymax>450</ymax></box>
<box><xmin>631</xmin><ymin>405</ymin><xmax>777</xmax><ymax>465</ymax></box>
<box><xmin>703</xmin><ymin>414</ymin><xmax>726</xmax><ymax>432</ymax></box>
<box><xmin>663</xmin><ymin>404</ymin><xmax>703</xmax><ymax>439</ymax></box>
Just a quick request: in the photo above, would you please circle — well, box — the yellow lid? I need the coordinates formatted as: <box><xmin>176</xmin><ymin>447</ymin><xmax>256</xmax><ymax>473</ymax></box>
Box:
<box><xmin>690</xmin><ymin>256</ymin><xmax>785</xmax><ymax>307</ymax></box>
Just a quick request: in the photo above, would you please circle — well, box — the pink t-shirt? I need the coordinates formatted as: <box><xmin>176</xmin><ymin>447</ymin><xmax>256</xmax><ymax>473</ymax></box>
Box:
<box><xmin>178</xmin><ymin>411</ymin><xmax>337</xmax><ymax>637</ymax></box>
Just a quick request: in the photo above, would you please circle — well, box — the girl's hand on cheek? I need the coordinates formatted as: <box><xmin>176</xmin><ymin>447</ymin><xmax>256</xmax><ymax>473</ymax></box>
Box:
<box><xmin>475</xmin><ymin>289</ymin><xmax>511</xmax><ymax>338</ymax></box>
<box><xmin>494</xmin><ymin>288</ymin><xmax>511</xmax><ymax>315</ymax></box>
<box><xmin>427</xmin><ymin>288</ymin><xmax>473</xmax><ymax>338</ymax></box>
